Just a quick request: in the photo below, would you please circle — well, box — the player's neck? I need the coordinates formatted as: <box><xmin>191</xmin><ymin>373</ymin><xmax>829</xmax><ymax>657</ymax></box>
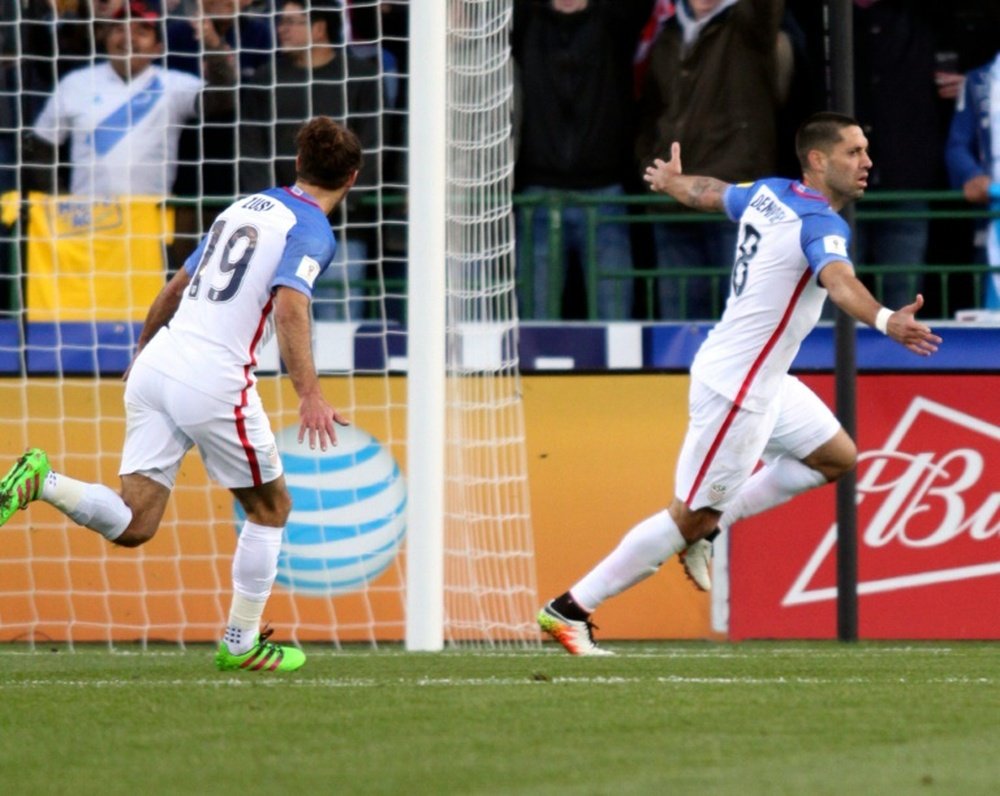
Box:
<box><xmin>801</xmin><ymin>174</ymin><xmax>847</xmax><ymax>212</ymax></box>
<box><xmin>294</xmin><ymin>181</ymin><xmax>345</xmax><ymax>215</ymax></box>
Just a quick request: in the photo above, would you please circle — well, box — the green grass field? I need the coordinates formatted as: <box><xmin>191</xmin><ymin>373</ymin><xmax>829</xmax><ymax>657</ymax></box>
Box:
<box><xmin>1</xmin><ymin>641</ymin><xmax>996</xmax><ymax>795</ymax></box>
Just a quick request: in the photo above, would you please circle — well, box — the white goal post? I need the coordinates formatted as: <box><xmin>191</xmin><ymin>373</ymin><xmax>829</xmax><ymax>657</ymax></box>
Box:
<box><xmin>0</xmin><ymin>0</ymin><xmax>537</xmax><ymax>649</ymax></box>
<box><xmin>405</xmin><ymin>0</ymin><xmax>447</xmax><ymax>650</ymax></box>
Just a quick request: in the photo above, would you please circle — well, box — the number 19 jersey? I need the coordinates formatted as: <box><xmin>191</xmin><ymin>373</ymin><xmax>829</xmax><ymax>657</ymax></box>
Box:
<box><xmin>690</xmin><ymin>178</ymin><xmax>854</xmax><ymax>414</ymax></box>
<box><xmin>139</xmin><ymin>186</ymin><xmax>336</xmax><ymax>405</ymax></box>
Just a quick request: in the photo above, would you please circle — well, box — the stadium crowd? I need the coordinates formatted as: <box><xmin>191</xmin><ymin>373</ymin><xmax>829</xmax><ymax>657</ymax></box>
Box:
<box><xmin>1</xmin><ymin>0</ymin><xmax>999</xmax><ymax>320</ymax></box>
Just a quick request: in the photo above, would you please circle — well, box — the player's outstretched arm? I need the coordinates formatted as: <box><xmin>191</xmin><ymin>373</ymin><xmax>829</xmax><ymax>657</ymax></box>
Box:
<box><xmin>273</xmin><ymin>286</ymin><xmax>349</xmax><ymax>450</ymax></box>
<box><xmin>820</xmin><ymin>261</ymin><xmax>942</xmax><ymax>356</ymax></box>
<box><xmin>643</xmin><ymin>142</ymin><xmax>729</xmax><ymax>212</ymax></box>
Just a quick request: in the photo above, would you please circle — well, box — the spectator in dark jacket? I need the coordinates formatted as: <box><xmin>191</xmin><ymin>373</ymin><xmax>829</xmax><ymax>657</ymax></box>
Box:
<box><xmin>853</xmin><ymin>0</ymin><xmax>957</xmax><ymax>311</ymax></box>
<box><xmin>165</xmin><ymin>0</ymin><xmax>272</xmax><ymax>201</ymax></box>
<box><xmin>241</xmin><ymin>0</ymin><xmax>381</xmax><ymax>320</ymax></box>
<box><xmin>513</xmin><ymin>0</ymin><xmax>654</xmax><ymax>320</ymax></box>
<box><xmin>164</xmin><ymin>0</ymin><xmax>271</xmax><ymax>81</ymax></box>
<box><xmin>636</xmin><ymin>0</ymin><xmax>783</xmax><ymax>320</ymax></box>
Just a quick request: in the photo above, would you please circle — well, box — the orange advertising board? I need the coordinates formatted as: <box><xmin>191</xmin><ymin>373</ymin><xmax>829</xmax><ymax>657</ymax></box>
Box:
<box><xmin>524</xmin><ymin>374</ymin><xmax>714</xmax><ymax>639</ymax></box>
<box><xmin>0</xmin><ymin>376</ymin><xmax>409</xmax><ymax>643</ymax></box>
<box><xmin>0</xmin><ymin>374</ymin><xmax>713</xmax><ymax>642</ymax></box>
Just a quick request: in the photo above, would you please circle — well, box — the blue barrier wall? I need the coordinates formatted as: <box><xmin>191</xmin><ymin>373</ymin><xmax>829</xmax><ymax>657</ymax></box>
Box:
<box><xmin>1</xmin><ymin>320</ymin><xmax>997</xmax><ymax>374</ymax></box>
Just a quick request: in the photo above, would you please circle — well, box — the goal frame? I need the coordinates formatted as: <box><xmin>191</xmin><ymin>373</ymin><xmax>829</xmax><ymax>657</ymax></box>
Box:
<box><xmin>405</xmin><ymin>0</ymin><xmax>447</xmax><ymax>651</ymax></box>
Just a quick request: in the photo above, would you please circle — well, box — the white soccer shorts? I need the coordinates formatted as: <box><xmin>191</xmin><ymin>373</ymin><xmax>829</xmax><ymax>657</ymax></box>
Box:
<box><xmin>120</xmin><ymin>361</ymin><xmax>283</xmax><ymax>490</ymax></box>
<box><xmin>675</xmin><ymin>374</ymin><xmax>840</xmax><ymax>511</ymax></box>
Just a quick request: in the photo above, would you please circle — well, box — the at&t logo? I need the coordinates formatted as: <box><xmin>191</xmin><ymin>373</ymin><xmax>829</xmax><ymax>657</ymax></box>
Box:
<box><xmin>235</xmin><ymin>424</ymin><xmax>407</xmax><ymax>595</ymax></box>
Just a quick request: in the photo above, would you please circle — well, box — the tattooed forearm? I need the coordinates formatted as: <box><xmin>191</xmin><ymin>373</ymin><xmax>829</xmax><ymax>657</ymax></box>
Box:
<box><xmin>644</xmin><ymin>152</ymin><xmax>730</xmax><ymax>211</ymax></box>
<box><xmin>683</xmin><ymin>176</ymin><xmax>728</xmax><ymax>211</ymax></box>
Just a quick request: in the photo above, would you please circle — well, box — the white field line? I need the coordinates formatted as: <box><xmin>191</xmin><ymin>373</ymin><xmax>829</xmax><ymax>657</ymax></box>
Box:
<box><xmin>0</xmin><ymin>674</ymin><xmax>993</xmax><ymax>689</ymax></box>
<box><xmin>0</xmin><ymin>645</ymin><xmax>970</xmax><ymax>659</ymax></box>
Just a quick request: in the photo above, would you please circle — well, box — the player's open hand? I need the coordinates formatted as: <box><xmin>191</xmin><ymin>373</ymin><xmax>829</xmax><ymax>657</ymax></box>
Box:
<box><xmin>298</xmin><ymin>392</ymin><xmax>350</xmax><ymax>451</ymax></box>
<box><xmin>887</xmin><ymin>294</ymin><xmax>942</xmax><ymax>356</ymax></box>
<box><xmin>643</xmin><ymin>142</ymin><xmax>683</xmax><ymax>193</ymax></box>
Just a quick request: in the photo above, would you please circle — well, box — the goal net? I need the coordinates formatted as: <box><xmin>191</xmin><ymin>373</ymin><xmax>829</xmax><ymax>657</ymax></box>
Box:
<box><xmin>0</xmin><ymin>0</ymin><xmax>537</xmax><ymax>648</ymax></box>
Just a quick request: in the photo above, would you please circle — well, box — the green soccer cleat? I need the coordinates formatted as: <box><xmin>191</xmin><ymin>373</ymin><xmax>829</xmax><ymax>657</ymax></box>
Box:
<box><xmin>215</xmin><ymin>627</ymin><xmax>306</xmax><ymax>672</ymax></box>
<box><xmin>0</xmin><ymin>448</ymin><xmax>51</xmax><ymax>528</ymax></box>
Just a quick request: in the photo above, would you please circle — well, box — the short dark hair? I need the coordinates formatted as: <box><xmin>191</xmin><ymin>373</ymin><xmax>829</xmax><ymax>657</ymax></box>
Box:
<box><xmin>795</xmin><ymin>112</ymin><xmax>860</xmax><ymax>171</ymax></box>
<box><xmin>281</xmin><ymin>0</ymin><xmax>344</xmax><ymax>44</ymax></box>
<box><xmin>295</xmin><ymin>117</ymin><xmax>362</xmax><ymax>190</ymax></box>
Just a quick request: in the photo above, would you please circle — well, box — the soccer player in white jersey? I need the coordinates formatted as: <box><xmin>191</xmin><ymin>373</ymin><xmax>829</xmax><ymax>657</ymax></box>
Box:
<box><xmin>538</xmin><ymin>112</ymin><xmax>943</xmax><ymax>655</ymax></box>
<box><xmin>0</xmin><ymin>117</ymin><xmax>362</xmax><ymax>672</ymax></box>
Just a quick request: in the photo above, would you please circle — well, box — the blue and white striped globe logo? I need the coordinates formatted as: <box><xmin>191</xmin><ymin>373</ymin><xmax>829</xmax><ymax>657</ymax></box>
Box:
<box><xmin>247</xmin><ymin>424</ymin><xmax>407</xmax><ymax>595</ymax></box>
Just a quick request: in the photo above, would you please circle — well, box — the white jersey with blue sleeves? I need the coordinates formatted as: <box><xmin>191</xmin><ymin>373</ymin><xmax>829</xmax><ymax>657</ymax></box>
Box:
<box><xmin>690</xmin><ymin>178</ymin><xmax>852</xmax><ymax>413</ymax></box>
<box><xmin>139</xmin><ymin>185</ymin><xmax>336</xmax><ymax>404</ymax></box>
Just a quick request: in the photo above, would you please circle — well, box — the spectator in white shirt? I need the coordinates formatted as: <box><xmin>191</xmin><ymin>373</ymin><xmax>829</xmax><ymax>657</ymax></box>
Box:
<box><xmin>24</xmin><ymin>0</ymin><xmax>234</xmax><ymax>199</ymax></box>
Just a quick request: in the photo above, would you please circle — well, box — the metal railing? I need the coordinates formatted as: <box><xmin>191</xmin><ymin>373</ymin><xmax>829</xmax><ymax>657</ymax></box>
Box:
<box><xmin>2</xmin><ymin>190</ymin><xmax>995</xmax><ymax>322</ymax></box>
<box><xmin>514</xmin><ymin>189</ymin><xmax>997</xmax><ymax>322</ymax></box>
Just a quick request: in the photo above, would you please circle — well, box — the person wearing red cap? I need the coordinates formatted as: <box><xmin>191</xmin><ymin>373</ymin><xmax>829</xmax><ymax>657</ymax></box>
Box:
<box><xmin>24</xmin><ymin>0</ymin><xmax>235</xmax><ymax>199</ymax></box>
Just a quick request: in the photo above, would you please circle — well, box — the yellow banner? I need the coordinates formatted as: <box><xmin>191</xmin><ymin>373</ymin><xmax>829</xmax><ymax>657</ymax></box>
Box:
<box><xmin>18</xmin><ymin>192</ymin><xmax>174</xmax><ymax>322</ymax></box>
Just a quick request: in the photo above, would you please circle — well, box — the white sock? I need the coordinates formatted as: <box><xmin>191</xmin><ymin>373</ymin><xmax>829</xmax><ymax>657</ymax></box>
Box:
<box><xmin>571</xmin><ymin>509</ymin><xmax>687</xmax><ymax>612</ymax></box>
<box><xmin>224</xmin><ymin>594</ymin><xmax>269</xmax><ymax>655</ymax></box>
<box><xmin>722</xmin><ymin>457</ymin><xmax>827</xmax><ymax>528</ymax></box>
<box><xmin>40</xmin><ymin>471</ymin><xmax>131</xmax><ymax>541</ymax></box>
<box><xmin>225</xmin><ymin>520</ymin><xmax>283</xmax><ymax>654</ymax></box>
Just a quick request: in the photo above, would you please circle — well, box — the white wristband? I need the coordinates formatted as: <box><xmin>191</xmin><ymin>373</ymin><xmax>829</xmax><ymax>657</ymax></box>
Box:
<box><xmin>874</xmin><ymin>307</ymin><xmax>892</xmax><ymax>335</ymax></box>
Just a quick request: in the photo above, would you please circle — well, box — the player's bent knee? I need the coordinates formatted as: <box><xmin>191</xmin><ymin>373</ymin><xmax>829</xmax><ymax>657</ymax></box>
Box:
<box><xmin>233</xmin><ymin>481</ymin><xmax>293</xmax><ymax>527</ymax></box>
<box><xmin>804</xmin><ymin>430</ymin><xmax>857</xmax><ymax>482</ymax></box>
<box><xmin>243</xmin><ymin>492</ymin><xmax>292</xmax><ymax>528</ymax></box>
<box><xmin>255</xmin><ymin>490</ymin><xmax>292</xmax><ymax>526</ymax></box>
<box><xmin>826</xmin><ymin>441</ymin><xmax>858</xmax><ymax>481</ymax></box>
<box><xmin>273</xmin><ymin>490</ymin><xmax>293</xmax><ymax>523</ymax></box>
<box><xmin>837</xmin><ymin>450</ymin><xmax>858</xmax><ymax>478</ymax></box>
<box><xmin>669</xmin><ymin>499</ymin><xmax>720</xmax><ymax>543</ymax></box>
<box><xmin>248</xmin><ymin>505</ymin><xmax>290</xmax><ymax>528</ymax></box>
<box><xmin>112</xmin><ymin>520</ymin><xmax>158</xmax><ymax>548</ymax></box>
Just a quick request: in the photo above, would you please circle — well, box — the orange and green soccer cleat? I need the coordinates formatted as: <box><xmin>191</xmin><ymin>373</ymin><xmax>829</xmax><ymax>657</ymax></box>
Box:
<box><xmin>0</xmin><ymin>448</ymin><xmax>51</xmax><ymax>528</ymax></box>
<box><xmin>537</xmin><ymin>601</ymin><xmax>613</xmax><ymax>656</ymax></box>
<box><xmin>214</xmin><ymin>627</ymin><xmax>306</xmax><ymax>672</ymax></box>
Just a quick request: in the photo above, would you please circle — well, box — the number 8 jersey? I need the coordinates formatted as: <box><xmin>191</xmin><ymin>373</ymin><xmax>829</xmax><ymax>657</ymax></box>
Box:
<box><xmin>139</xmin><ymin>186</ymin><xmax>337</xmax><ymax>405</ymax></box>
<box><xmin>691</xmin><ymin>178</ymin><xmax>854</xmax><ymax>414</ymax></box>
